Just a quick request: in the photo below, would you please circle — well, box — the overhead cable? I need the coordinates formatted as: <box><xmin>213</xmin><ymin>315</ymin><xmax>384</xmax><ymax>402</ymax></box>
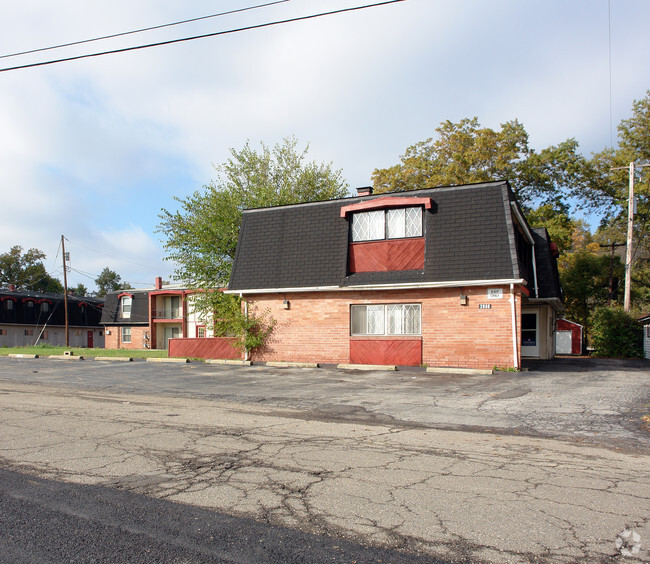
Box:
<box><xmin>0</xmin><ymin>0</ymin><xmax>406</xmax><ymax>73</ymax></box>
<box><xmin>0</xmin><ymin>0</ymin><xmax>290</xmax><ymax>60</ymax></box>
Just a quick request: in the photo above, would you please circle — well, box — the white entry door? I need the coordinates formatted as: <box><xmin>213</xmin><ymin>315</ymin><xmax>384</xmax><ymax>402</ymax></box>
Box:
<box><xmin>521</xmin><ymin>310</ymin><xmax>539</xmax><ymax>357</ymax></box>
<box><xmin>556</xmin><ymin>330</ymin><xmax>573</xmax><ymax>355</ymax></box>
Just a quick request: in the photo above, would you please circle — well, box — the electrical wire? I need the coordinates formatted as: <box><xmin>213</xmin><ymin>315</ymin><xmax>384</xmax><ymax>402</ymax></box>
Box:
<box><xmin>0</xmin><ymin>0</ymin><xmax>406</xmax><ymax>73</ymax></box>
<box><xmin>64</xmin><ymin>237</ymin><xmax>164</xmax><ymax>272</ymax></box>
<box><xmin>0</xmin><ymin>0</ymin><xmax>290</xmax><ymax>60</ymax></box>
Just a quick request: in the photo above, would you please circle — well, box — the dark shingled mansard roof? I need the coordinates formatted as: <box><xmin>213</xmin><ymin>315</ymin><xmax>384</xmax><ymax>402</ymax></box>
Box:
<box><xmin>100</xmin><ymin>290</ymin><xmax>150</xmax><ymax>325</ymax></box>
<box><xmin>0</xmin><ymin>289</ymin><xmax>104</xmax><ymax>327</ymax></box>
<box><xmin>532</xmin><ymin>228</ymin><xmax>563</xmax><ymax>300</ymax></box>
<box><xmin>228</xmin><ymin>180</ymin><xmax>560</xmax><ymax>300</ymax></box>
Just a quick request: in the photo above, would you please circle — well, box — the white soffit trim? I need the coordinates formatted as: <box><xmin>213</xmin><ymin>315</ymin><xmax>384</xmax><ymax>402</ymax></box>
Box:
<box><xmin>225</xmin><ymin>279</ymin><xmax>526</xmax><ymax>295</ymax></box>
<box><xmin>510</xmin><ymin>202</ymin><xmax>535</xmax><ymax>244</ymax></box>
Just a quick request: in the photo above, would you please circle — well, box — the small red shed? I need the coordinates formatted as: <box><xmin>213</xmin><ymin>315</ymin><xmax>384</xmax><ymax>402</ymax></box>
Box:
<box><xmin>555</xmin><ymin>318</ymin><xmax>583</xmax><ymax>355</ymax></box>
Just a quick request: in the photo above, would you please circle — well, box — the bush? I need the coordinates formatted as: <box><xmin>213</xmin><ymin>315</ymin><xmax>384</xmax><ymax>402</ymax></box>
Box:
<box><xmin>589</xmin><ymin>306</ymin><xmax>643</xmax><ymax>358</ymax></box>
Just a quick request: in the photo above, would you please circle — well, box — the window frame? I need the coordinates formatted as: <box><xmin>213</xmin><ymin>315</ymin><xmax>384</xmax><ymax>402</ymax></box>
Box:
<box><xmin>350</xmin><ymin>303</ymin><xmax>422</xmax><ymax>336</ymax></box>
<box><xmin>121</xmin><ymin>326</ymin><xmax>132</xmax><ymax>343</ymax></box>
<box><xmin>120</xmin><ymin>296</ymin><xmax>132</xmax><ymax>319</ymax></box>
<box><xmin>351</xmin><ymin>206</ymin><xmax>423</xmax><ymax>243</ymax></box>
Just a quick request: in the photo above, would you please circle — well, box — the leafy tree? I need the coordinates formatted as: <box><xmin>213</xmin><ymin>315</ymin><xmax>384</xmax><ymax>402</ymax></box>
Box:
<box><xmin>94</xmin><ymin>267</ymin><xmax>130</xmax><ymax>297</ymax></box>
<box><xmin>158</xmin><ymin>137</ymin><xmax>348</xmax><ymax>343</ymax></box>
<box><xmin>560</xmin><ymin>252</ymin><xmax>621</xmax><ymax>337</ymax></box>
<box><xmin>589</xmin><ymin>306</ymin><xmax>643</xmax><ymax>358</ymax></box>
<box><xmin>371</xmin><ymin>117</ymin><xmax>588</xmax><ymax>209</ymax></box>
<box><xmin>159</xmin><ymin>136</ymin><xmax>348</xmax><ymax>290</ymax></box>
<box><xmin>0</xmin><ymin>245</ymin><xmax>63</xmax><ymax>293</ymax></box>
<box><xmin>526</xmin><ymin>202</ymin><xmax>592</xmax><ymax>256</ymax></box>
<box><xmin>208</xmin><ymin>292</ymin><xmax>275</xmax><ymax>358</ymax></box>
<box><xmin>70</xmin><ymin>283</ymin><xmax>89</xmax><ymax>296</ymax></box>
<box><xmin>576</xmin><ymin>91</ymin><xmax>650</xmax><ymax>313</ymax></box>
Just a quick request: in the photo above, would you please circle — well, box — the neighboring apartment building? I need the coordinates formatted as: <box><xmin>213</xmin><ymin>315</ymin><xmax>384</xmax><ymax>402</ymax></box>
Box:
<box><xmin>0</xmin><ymin>286</ymin><xmax>105</xmax><ymax>348</ymax></box>
<box><xmin>101</xmin><ymin>278</ymin><xmax>209</xmax><ymax>350</ymax></box>
<box><xmin>227</xmin><ymin>181</ymin><xmax>563</xmax><ymax>370</ymax></box>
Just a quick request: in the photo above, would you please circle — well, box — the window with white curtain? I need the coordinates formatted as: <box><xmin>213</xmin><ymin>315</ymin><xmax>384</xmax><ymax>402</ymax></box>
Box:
<box><xmin>351</xmin><ymin>207</ymin><xmax>422</xmax><ymax>242</ymax></box>
<box><xmin>351</xmin><ymin>304</ymin><xmax>421</xmax><ymax>336</ymax></box>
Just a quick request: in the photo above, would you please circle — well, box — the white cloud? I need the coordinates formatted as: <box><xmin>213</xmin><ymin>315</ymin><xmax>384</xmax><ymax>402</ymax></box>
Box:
<box><xmin>0</xmin><ymin>0</ymin><xmax>649</xmax><ymax>290</ymax></box>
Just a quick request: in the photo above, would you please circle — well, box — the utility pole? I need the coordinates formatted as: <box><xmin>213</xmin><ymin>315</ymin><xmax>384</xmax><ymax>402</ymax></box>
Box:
<box><xmin>598</xmin><ymin>240</ymin><xmax>625</xmax><ymax>301</ymax></box>
<box><xmin>61</xmin><ymin>235</ymin><xmax>69</xmax><ymax>347</ymax></box>
<box><xmin>611</xmin><ymin>162</ymin><xmax>649</xmax><ymax>312</ymax></box>
<box><xmin>624</xmin><ymin>162</ymin><xmax>634</xmax><ymax>312</ymax></box>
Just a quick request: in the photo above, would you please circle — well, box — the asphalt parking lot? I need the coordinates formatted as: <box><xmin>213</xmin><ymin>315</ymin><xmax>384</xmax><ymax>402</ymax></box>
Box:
<box><xmin>0</xmin><ymin>355</ymin><xmax>648</xmax><ymax>453</ymax></box>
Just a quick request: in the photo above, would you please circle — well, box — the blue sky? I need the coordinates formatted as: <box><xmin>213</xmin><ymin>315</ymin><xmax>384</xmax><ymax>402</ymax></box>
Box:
<box><xmin>1</xmin><ymin>0</ymin><xmax>648</xmax><ymax>291</ymax></box>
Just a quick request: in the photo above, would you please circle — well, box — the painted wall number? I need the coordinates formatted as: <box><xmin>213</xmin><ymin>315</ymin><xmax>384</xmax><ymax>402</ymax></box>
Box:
<box><xmin>478</xmin><ymin>304</ymin><xmax>492</xmax><ymax>309</ymax></box>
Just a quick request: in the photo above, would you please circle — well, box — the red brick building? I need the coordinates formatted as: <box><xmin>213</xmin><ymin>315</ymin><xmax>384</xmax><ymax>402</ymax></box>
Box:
<box><xmin>101</xmin><ymin>278</ymin><xmax>210</xmax><ymax>350</ymax></box>
<box><xmin>227</xmin><ymin>181</ymin><xmax>563</xmax><ymax>369</ymax></box>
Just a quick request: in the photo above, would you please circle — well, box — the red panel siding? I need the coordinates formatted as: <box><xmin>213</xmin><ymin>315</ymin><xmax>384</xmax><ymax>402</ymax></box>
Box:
<box><xmin>169</xmin><ymin>337</ymin><xmax>242</xmax><ymax>359</ymax></box>
<box><xmin>350</xmin><ymin>339</ymin><xmax>422</xmax><ymax>366</ymax></box>
<box><xmin>349</xmin><ymin>238</ymin><xmax>424</xmax><ymax>273</ymax></box>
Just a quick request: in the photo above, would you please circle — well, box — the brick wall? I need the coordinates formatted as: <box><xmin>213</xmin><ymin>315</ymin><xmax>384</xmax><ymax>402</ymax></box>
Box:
<box><xmin>246</xmin><ymin>285</ymin><xmax>522</xmax><ymax>369</ymax></box>
<box><xmin>104</xmin><ymin>326</ymin><xmax>150</xmax><ymax>350</ymax></box>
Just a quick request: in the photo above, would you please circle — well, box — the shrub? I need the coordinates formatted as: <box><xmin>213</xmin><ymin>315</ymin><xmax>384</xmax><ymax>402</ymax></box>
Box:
<box><xmin>589</xmin><ymin>306</ymin><xmax>643</xmax><ymax>358</ymax></box>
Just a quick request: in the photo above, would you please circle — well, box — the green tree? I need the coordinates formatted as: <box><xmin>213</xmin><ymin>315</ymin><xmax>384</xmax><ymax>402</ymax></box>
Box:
<box><xmin>70</xmin><ymin>283</ymin><xmax>89</xmax><ymax>296</ymax></box>
<box><xmin>0</xmin><ymin>245</ymin><xmax>63</xmax><ymax>293</ymax></box>
<box><xmin>576</xmin><ymin>91</ymin><xmax>650</xmax><ymax>312</ymax></box>
<box><xmin>371</xmin><ymin>118</ymin><xmax>588</xmax><ymax>209</ymax></box>
<box><xmin>526</xmin><ymin>202</ymin><xmax>592</xmax><ymax>255</ymax></box>
<box><xmin>94</xmin><ymin>267</ymin><xmax>130</xmax><ymax>297</ymax></box>
<box><xmin>560</xmin><ymin>252</ymin><xmax>621</xmax><ymax>337</ymax></box>
<box><xmin>158</xmin><ymin>137</ymin><xmax>348</xmax><ymax>343</ymax></box>
<box><xmin>208</xmin><ymin>292</ymin><xmax>276</xmax><ymax>358</ymax></box>
<box><xmin>589</xmin><ymin>306</ymin><xmax>643</xmax><ymax>358</ymax></box>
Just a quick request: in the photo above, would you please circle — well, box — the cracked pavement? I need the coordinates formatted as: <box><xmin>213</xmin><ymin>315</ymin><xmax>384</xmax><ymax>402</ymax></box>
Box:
<box><xmin>0</xmin><ymin>357</ymin><xmax>648</xmax><ymax>563</ymax></box>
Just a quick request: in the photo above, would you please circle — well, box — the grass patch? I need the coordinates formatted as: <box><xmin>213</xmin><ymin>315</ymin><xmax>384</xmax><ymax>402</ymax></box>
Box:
<box><xmin>0</xmin><ymin>345</ymin><xmax>168</xmax><ymax>359</ymax></box>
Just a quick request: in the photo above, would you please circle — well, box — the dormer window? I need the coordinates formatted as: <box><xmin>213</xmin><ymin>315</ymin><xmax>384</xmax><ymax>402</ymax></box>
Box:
<box><xmin>351</xmin><ymin>207</ymin><xmax>422</xmax><ymax>242</ymax></box>
<box><xmin>24</xmin><ymin>300</ymin><xmax>36</xmax><ymax>323</ymax></box>
<box><xmin>120</xmin><ymin>295</ymin><xmax>132</xmax><ymax>319</ymax></box>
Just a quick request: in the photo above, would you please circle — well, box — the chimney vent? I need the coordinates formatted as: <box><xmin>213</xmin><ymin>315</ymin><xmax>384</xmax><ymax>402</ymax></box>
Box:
<box><xmin>155</xmin><ymin>276</ymin><xmax>163</xmax><ymax>290</ymax></box>
<box><xmin>8</xmin><ymin>284</ymin><xmax>15</xmax><ymax>292</ymax></box>
<box><xmin>356</xmin><ymin>186</ymin><xmax>373</xmax><ymax>197</ymax></box>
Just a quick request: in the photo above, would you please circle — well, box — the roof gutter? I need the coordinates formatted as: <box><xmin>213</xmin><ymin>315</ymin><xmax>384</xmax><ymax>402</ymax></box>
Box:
<box><xmin>225</xmin><ymin>278</ymin><xmax>526</xmax><ymax>295</ymax></box>
<box><xmin>510</xmin><ymin>202</ymin><xmax>538</xmax><ymax>298</ymax></box>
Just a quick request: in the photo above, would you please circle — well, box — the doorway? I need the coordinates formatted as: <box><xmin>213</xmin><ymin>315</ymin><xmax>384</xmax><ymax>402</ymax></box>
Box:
<box><xmin>521</xmin><ymin>310</ymin><xmax>539</xmax><ymax>357</ymax></box>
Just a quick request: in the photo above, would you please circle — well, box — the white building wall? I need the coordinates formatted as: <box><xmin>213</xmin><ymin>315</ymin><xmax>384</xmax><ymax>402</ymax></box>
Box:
<box><xmin>0</xmin><ymin>325</ymin><xmax>105</xmax><ymax>348</ymax></box>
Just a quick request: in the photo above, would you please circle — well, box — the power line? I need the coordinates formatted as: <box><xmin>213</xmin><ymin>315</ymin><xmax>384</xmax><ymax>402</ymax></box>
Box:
<box><xmin>0</xmin><ymin>0</ymin><xmax>290</xmax><ymax>60</ymax></box>
<box><xmin>64</xmin><ymin>237</ymin><xmax>164</xmax><ymax>272</ymax></box>
<box><xmin>0</xmin><ymin>0</ymin><xmax>406</xmax><ymax>73</ymax></box>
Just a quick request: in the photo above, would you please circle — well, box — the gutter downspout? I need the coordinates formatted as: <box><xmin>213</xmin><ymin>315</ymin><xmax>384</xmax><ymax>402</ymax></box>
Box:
<box><xmin>241</xmin><ymin>292</ymin><xmax>249</xmax><ymax>362</ymax></box>
<box><xmin>510</xmin><ymin>283</ymin><xmax>519</xmax><ymax>370</ymax></box>
<box><xmin>531</xmin><ymin>245</ymin><xmax>539</xmax><ymax>298</ymax></box>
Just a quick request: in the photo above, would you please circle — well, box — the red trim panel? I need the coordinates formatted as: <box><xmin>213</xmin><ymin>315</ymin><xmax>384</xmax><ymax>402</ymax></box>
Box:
<box><xmin>169</xmin><ymin>337</ymin><xmax>241</xmax><ymax>360</ymax></box>
<box><xmin>350</xmin><ymin>338</ymin><xmax>422</xmax><ymax>366</ymax></box>
<box><xmin>340</xmin><ymin>196</ymin><xmax>432</xmax><ymax>217</ymax></box>
<box><xmin>349</xmin><ymin>238</ymin><xmax>424</xmax><ymax>272</ymax></box>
